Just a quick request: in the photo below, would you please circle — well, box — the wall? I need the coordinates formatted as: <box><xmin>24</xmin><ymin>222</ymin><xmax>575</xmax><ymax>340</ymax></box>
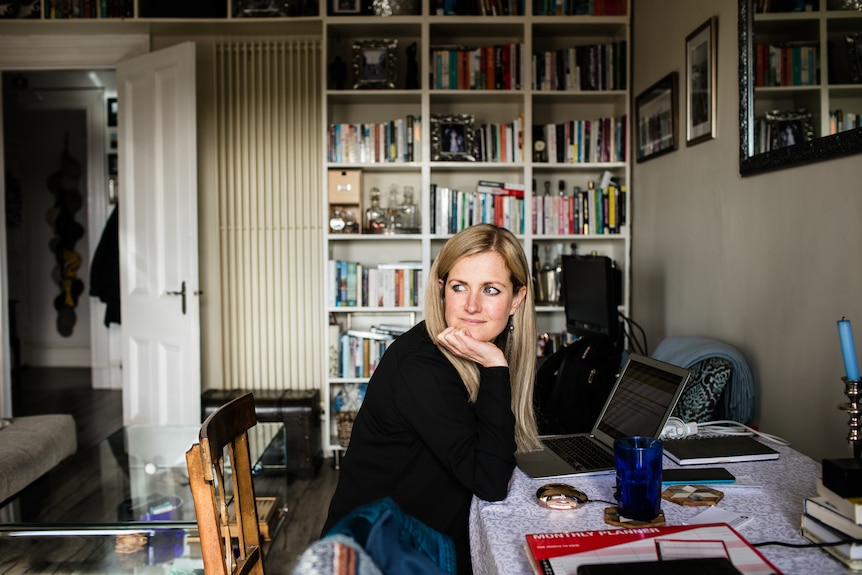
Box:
<box><xmin>632</xmin><ymin>0</ymin><xmax>862</xmax><ymax>461</ymax></box>
<box><xmin>3</xmin><ymin>84</ymin><xmax>93</xmax><ymax>367</ymax></box>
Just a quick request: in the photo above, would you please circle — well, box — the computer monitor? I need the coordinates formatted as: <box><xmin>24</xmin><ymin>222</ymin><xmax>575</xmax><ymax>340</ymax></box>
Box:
<box><xmin>561</xmin><ymin>254</ymin><xmax>621</xmax><ymax>341</ymax></box>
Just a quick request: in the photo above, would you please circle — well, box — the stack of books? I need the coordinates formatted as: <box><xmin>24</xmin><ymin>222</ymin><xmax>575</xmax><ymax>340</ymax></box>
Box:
<box><xmin>801</xmin><ymin>478</ymin><xmax>862</xmax><ymax>570</ymax></box>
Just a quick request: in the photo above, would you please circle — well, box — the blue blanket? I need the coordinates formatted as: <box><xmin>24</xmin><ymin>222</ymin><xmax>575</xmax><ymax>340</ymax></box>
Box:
<box><xmin>652</xmin><ymin>336</ymin><xmax>754</xmax><ymax>424</ymax></box>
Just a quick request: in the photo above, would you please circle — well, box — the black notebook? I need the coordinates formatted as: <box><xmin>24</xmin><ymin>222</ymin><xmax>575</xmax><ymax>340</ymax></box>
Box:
<box><xmin>662</xmin><ymin>435</ymin><xmax>780</xmax><ymax>465</ymax></box>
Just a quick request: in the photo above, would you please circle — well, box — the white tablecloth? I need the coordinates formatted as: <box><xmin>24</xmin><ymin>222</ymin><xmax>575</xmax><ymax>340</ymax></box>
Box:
<box><xmin>470</xmin><ymin>441</ymin><xmax>853</xmax><ymax>574</ymax></box>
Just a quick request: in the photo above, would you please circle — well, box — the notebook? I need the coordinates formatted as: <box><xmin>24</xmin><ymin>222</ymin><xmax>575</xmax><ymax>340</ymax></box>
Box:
<box><xmin>516</xmin><ymin>353</ymin><xmax>690</xmax><ymax>478</ymax></box>
<box><xmin>662</xmin><ymin>435</ymin><xmax>779</xmax><ymax>465</ymax></box>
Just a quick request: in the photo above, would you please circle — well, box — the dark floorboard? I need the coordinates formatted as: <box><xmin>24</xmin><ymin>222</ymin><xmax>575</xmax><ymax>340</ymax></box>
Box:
<box><xmin>8</xmin><ymin>367</ymin><xmax>338</xmax><ymax>572</ymax></box>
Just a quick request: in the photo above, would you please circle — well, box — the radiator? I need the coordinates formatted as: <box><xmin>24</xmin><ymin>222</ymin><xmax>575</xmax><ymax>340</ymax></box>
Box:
<box><xmin>214</xmin><ymin>38</ymin><xmax>322</xmax><ymax>391</ymax></box>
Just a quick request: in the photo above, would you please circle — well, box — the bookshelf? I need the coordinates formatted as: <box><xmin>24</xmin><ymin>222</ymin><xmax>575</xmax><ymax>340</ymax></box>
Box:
<box><xmin>322</xmin><ymin>1</ymin><xmax>631</xmax><ymax>456</ymax></box>
<box><xmin>750</xmin><ymin>3</ymin><xmax>862</xmax><ymax>153</ymax></box>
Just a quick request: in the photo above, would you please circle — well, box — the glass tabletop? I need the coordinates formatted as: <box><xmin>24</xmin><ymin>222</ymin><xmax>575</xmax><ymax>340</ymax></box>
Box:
<box><xmin>0</xmin><ymin>422</ymin><xmax>286</xmax><ymax>532</ymax></box>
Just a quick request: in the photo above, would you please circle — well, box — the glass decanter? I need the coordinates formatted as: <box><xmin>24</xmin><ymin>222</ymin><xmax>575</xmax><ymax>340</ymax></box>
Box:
<box><xmin>365</xmin><ymin>187</ymin><xmax>385</xmax><ymax>233</ymax></box>
<box><xmin>399</xmin><ymin>185</ymin><xmax>420</xmax><ymax>233</ymax></box>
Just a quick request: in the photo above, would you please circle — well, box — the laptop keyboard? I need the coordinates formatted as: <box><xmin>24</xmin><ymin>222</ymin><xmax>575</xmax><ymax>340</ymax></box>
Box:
<box><xmin>543</xmin><ymin>436</ymin><xmax>614</xmax><ymax>471</ymax></box>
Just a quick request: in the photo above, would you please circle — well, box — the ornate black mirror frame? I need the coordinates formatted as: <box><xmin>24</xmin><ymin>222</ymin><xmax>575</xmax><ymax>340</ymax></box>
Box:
<box><xmin>738</xmin><ymin>0</ymin><xmax>862</xmax><ymax>176</ymax></box>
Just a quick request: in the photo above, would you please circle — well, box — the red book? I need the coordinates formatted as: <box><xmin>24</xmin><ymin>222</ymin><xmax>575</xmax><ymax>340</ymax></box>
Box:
<box><xmin>525</xmin><ymin>524</ymin><xmax>782</xmax><ymax>575</ymax></box>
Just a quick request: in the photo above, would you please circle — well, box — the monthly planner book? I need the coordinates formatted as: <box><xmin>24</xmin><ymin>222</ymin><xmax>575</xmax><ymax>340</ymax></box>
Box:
<box><xmin>524</xmin><ymin>524</ymin><xmax>782</xmax><ymax>575</ymax></box>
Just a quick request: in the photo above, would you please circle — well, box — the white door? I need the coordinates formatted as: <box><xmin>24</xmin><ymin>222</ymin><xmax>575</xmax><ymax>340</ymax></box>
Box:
<box><xmin>117</xmin><ymin>42</ymin><xmax>201</xmax><ymax>425</ymax></box>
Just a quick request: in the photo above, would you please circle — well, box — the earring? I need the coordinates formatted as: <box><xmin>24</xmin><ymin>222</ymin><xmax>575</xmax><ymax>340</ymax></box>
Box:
<box><xmin>505</xmin><ymin>318</ymin><xmax>514</xmax><ymax>360</ymax></box>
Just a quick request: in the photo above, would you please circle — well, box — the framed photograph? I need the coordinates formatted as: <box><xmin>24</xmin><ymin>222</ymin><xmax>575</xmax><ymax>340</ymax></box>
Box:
<box><xmin>333</xmin><ymin>0</ymin><xmax>361</xmax><ymax>14</ymax></box>
<box><xmin>353</xmin><ymin>39</ymin><xmax>397</xmax><ymax>89</ymax></box>
<box><xmin>635</xmin><ymin>72</ymin><xmax>679</xmax><ymax>162</ymax></box>
<box><xmin>686</xmin><ymin>16</ymin><xmax>717</xmax><ymax>146</ymax></box>
<box><xmin>763</xmin><ymin>109</ymin><xmax>814</xmax><ymax>151</ymax></box>
<box><xmin>846</xmin><ymin>33</ymin><xmax>862</xmax><ymax>83</ymax></box>
<box><xmin>430</xmin><ymin>114</ymin><xmax>476</xmax><ymax>161</ymax></box>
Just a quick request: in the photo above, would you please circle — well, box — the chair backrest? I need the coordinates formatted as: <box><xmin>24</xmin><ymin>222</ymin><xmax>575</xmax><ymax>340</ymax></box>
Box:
<box><xmin>186</xmin><ymin>392</ymin><xmax>264</xmax><ymax>575</ymax></box>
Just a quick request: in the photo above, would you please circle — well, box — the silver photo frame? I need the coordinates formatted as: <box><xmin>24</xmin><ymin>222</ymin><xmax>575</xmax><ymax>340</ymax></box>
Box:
<box><xmin>430</xmin><ymin>114</ymin><xmax>476</xmax><ymax>161</ymax></box>
<box><xmin>763</xmin><ymin>109</ymin><xmax>814</xmax><ymax>152</ymax></box>
<box><xmin>353</xmin><ymin>39</ymin><xmax>397</xmax><ymax>89</ymax></box>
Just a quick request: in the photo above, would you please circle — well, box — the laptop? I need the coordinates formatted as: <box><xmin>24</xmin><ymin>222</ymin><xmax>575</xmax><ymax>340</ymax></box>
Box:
<box><xmin>516</xmin><ymin>353</ymin><xmax>690</xmax><ymax>478</ymax></box>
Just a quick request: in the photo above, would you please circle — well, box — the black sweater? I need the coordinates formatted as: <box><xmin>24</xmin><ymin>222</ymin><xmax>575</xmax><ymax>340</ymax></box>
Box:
<box><xmin>322</xmin><ymin>322</ymin><xmax>517</xmax><ymax>573</ymax></box>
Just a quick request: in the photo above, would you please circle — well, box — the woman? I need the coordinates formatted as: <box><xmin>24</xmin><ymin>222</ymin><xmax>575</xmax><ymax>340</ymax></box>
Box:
<box><xmin>322</xmin><ymin>224</ymin><xmax>541</xmax><ymax>574</ymax></box>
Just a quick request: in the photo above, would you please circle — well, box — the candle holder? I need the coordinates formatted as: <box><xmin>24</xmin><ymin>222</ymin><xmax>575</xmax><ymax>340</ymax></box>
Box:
<box><xmin>839</xmin><ymin>377</ymin><xmax>862</xmax><ymax>460</ymax></box>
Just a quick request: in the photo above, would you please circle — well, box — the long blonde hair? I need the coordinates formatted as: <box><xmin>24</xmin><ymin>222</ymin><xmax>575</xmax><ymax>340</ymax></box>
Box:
<box><xmin>424</xmin><ymin>224</ymin><xmax>541</xmax><ymax>453</ymax></box>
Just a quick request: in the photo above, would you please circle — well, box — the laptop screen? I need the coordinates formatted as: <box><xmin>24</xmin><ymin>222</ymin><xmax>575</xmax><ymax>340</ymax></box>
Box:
<box><xmin>593</xmin><ymin>355</ymin><xmax>689</xmax><ymax>442</ymax></box>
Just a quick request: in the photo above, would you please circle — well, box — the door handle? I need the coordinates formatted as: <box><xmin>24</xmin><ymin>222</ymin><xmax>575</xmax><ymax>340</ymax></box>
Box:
<box><xmin>167</xmin><ymin>281</ymin><xmax>187</xmax><ymax>315</ymax></box>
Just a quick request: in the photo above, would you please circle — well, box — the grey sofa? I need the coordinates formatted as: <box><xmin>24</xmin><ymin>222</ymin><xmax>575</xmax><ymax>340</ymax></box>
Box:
<box><xmin>0</xmin><ymin>414</ymin><xmax>77</xmax><ymax>504</ymax></box>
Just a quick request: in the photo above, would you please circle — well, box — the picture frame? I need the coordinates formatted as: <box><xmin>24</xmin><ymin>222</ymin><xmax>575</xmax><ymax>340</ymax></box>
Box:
<box><xmin>430</xmin><ymin>114</ymin><xmax>476</xmax><ymax>161</ymax></box>
<box><xmin>763</xmin><ymin>109</ymin><xmax>814</xmax><ymax>151</ymax></box>
<box><xmin>353</xmin><ymin>39</ymin><xmax>398</xmax><ymax>89</ymax></box>
<box><xmin>846</xmin><ymin>33</ymin><xmax>862</xmax><ymax>83</ymax></box>
<box><xmin>685</xmin><ymin>16</ymin><xmax>717</xmax><ymax>146</ymax></box>
<box><xmin>635</xmin><ymin>72</ymin><xmax>679</xmax><ymax>162</ymax></box>
<box><xmin>333</xmin><ymin>0</ymin><xmax>361</xmax><ymax>14</ymax></box>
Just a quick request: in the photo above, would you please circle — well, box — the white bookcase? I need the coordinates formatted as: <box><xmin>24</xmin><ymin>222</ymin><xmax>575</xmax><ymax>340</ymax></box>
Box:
<box><xmin>322</xmin><ymin>2</ymin><xmax>632</xmax><ymax>456</ymax></box>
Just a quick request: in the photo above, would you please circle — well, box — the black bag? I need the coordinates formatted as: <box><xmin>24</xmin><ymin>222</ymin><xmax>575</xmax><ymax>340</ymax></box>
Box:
<box><xmin>534</xmin><ymin>336</ymin><xmax>623</xmax><ymax>435</ymax></box>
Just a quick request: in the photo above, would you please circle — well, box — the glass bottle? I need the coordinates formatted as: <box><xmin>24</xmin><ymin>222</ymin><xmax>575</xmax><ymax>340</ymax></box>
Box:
<box><xmin>365</xmin><ymin>187</ymin><xmax>385</xmax><ymax>233</ymax></box>
<box><xmin>399</xmin><ymin>185</ymin><xmax>420</xmax><ymax>232</ymax></box>
<box><xmin>385</xmin><ymin>184</ymin><xmax>401</xmax><ymax>234</ymax></box>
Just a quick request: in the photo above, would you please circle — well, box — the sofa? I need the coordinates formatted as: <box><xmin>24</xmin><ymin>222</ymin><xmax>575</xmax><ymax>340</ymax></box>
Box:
<box><xmin>0</xmin><ymin>414</ymin><xmax>77</xmax><ymax>504</ymax></box>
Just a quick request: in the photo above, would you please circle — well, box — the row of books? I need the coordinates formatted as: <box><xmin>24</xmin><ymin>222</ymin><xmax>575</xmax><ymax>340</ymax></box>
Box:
<box><xmin>800</xmin><ymin>478</ymin><xmax>862</xmax><ymax>570</ymax></box>
<box><xmin>533</xmin><ymin>0</ymin><xmax>627</xmax><ymax>16</ymax></box>
<box><xmin>335</xmin><ymin>330</ymin><xmax>393</xmax><ymax>379</ymax></box>
<box><xmin>754</xmin><ymin>42</ymin><xmax>819</xmax><ymax>87</ymax></box>
<box><xmin>753</xmin><ymin>0</ymin><xmax>814</xmax><ymax>13</ymax></box>
<box><xmin>328</xmin><ymin>324</ymin><xmax>408</xmax><ymax>379</ymax></box>
<box><xmin>45</xmin><ymin>0</ymin><xmax>132</xmax><ymax>18</ymax></box>
<box><xmin>430</xmin><ymin>44</ymin><xmax>524</xmax><ymax>91</ymax></box>
<box><xmin>533</xmin><ymin>42</ymin><xmax>627</xmax><ymax>92</ymax></box>
<box><xmin>327</xmin><ymin>116</ymin><xmax>421</xmax><ymax>164</ymax></box>
<box><xmin>430</xmin><ymin>182</ymin><xmax>525</xmax><ymax>235</ymax></box>
<box><xmin>830</xmin><ymin>110</ymin><xmax>862</xmax><ymax>135</ymax></box>
<box><xmin>533</xmin><ymin>183</ymin><xmax>626</xmax><ymax>235</ymax></box>
<box><xmin>434</xmin><ymin>0</ymin><xmax>525</xmax><ymax>15</ymax></box>
<box><xmin>474</xmin><ymin>117</ymin><xmax>524</xmax><ymax>163</ymax></box>
<box><xmin>534</xmin><ymin>115</ymin><xmax>628</xmax><ymax>164</ymax></box>
<box><xmin>329</xmin><ymin>260</ymin><xmax>425</xmax><ymax>308</ymax></box>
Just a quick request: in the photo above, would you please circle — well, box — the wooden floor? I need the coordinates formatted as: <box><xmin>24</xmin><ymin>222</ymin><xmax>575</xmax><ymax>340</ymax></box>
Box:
<box><xmin>10</xmin><ymin>367</ymin><xmax>339</xmax><ymax>572</ymax></box>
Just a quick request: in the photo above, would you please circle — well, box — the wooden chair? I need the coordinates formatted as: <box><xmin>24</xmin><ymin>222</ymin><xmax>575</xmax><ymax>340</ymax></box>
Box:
<box><xmin>186</xmin><ymin>392</ymin><xmax>265</xmax><ymax>575</ymax></box>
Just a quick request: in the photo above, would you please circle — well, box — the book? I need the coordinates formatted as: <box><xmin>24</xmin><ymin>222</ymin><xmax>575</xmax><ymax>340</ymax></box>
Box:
<box><xmin>524</xmin><ymin>524</ymin><xmax>781</xmax><ymax>575</ymax></box>
<box><xmin>816</xmin><ymin>477</ymin><xmax>862</xmax><ymax>524</ymax></box>
<box><xmin>662</xmin><ymin>435</ymin><xmax>780</xmax><ymax>465</ymax></box>
<box><xmin>804</xmin><ymin>496</ymin><xmax>862</xmax><ymax>540</ymax></box>
<box><xmin>801</xmin><ymin>512</ymin><xmax>862</xmax><ymax>570</ymax></box>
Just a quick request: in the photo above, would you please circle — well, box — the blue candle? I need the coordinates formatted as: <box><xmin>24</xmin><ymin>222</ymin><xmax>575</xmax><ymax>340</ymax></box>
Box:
<box><xmin>838</xmin><ymin>319</ymin><xmax>861</xmax><ymax>382</ymax></box>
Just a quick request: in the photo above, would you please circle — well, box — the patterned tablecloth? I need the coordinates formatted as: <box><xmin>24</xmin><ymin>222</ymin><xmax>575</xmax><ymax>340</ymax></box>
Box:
<box><xmin>470</xmin><ymin>441</ymin><xmax>853</xmax><ymax>574</ymax></box>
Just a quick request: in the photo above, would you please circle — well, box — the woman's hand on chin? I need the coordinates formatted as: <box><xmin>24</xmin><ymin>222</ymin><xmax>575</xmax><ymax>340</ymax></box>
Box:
<box><xmin>437</xmin><ymin>326</ymin><xmax>507</xmax><ymax>368</ymax></box>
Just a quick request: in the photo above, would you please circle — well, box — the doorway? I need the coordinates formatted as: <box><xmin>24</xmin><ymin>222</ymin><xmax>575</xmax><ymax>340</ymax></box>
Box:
<box><xmin>2</xmin><ymin>70</ymin><xmax>120</xmax><ymax>420</ymax></box>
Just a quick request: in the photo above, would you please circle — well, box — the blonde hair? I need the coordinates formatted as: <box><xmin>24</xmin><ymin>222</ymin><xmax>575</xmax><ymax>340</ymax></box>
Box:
<box><xmin>424</xmin><ymin>224</ymin><xmax>541</xmax><ymax>453</ymax></box>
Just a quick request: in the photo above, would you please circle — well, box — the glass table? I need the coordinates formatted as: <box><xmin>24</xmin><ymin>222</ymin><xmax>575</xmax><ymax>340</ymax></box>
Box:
<box><xmin>0</xmin><ymin>422</ymin><xmax>287</xmax><ymax>574</ymax></box>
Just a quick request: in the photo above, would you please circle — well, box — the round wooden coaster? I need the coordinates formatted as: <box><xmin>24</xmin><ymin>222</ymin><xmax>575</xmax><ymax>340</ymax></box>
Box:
<box><xmin>661</xmin><ymin>484</ymin><xmax>724</xmax><ymax>506</ymax></box>
<box><xmin>603</xmin><ymin>506</ymin><xmax>667</xmax><ymax>528</ymax></box>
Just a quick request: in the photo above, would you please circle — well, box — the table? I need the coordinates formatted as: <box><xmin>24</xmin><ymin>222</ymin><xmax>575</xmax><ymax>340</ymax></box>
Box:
<box><xmin>0</xmin><ymin>423</ymin><xmax>286</xmax><ymax>574</ymax></box>
<box><xmin>471</xmin><ymin>441</ymin><xmax>852</xmax><ymax>574</ymax></box>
